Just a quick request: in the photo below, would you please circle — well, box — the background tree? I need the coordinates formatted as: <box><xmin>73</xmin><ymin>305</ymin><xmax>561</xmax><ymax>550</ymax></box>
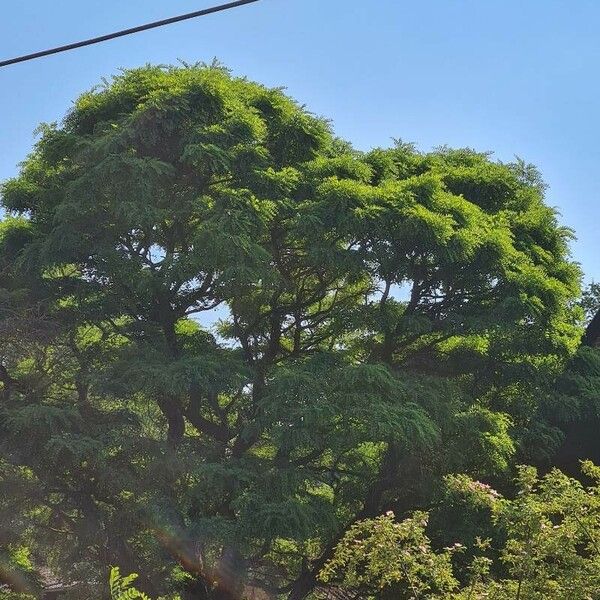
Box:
<box><xmin>0</xmin><ymin>64</ymin><xmax>582</xmax><ymax>599</ymax></box>
<box><xmin>542</xmin><ymin>282</ymin><xmax>600</xmax><ymax>475</ymax></box>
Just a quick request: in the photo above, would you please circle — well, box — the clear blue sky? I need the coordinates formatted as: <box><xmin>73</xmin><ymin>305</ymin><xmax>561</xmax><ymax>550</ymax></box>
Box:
<box><xmin>1</xmin><ymin>0</ymin><xmax>599</xmax><ymax>282</ymax></box>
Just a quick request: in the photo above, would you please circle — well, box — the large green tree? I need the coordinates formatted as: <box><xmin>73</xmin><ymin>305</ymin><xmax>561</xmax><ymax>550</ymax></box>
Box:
<box><xmin>0</xmin><ymin>64</ymin><xmax>581</xmax><ymax>599</ymax></box>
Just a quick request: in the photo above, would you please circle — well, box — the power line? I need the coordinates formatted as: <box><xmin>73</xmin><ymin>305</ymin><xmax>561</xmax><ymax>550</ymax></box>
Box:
<box><xmin>0</xmin><ymin>0</ymin><xmax>261</xmax><ymax>69</ymax></box>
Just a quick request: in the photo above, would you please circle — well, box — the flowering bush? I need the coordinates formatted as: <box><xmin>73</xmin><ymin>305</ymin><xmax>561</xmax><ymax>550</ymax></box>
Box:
<box><xmin>320</xmin><ymin>462</ymin><xmax>600</xmax><ymax>599</ymax></box>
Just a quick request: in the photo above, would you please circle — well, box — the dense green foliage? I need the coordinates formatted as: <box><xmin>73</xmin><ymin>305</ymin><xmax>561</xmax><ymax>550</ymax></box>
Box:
<box><xmin>0</xmin><ymin>63</ymin><xmax>594</xmax><ymax>599</ymax></box>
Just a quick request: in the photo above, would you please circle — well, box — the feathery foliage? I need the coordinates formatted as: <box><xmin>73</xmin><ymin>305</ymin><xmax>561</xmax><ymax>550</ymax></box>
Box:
<box><xmin>0</xmin><ymin>63</ymin><xmax>587</xmax><ymax>599</ymax></box>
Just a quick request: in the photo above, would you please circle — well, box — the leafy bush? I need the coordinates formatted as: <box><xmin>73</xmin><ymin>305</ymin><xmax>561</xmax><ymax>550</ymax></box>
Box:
<box><xmin>109</xmin><ymin>567</ymin><xmax>151</xmax><ymax>600</ymax></box>
<box><xmin>321</xmin><ymin>463</ymin><xmax>600</xmax><ymax>599</ymax></box>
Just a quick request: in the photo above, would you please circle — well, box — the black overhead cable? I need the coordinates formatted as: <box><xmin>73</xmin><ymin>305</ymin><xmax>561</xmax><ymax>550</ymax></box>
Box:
<box><xmin>0</xmin><ymin>0</ymin><xmax>261</xmax><ymax>69</ymax></box>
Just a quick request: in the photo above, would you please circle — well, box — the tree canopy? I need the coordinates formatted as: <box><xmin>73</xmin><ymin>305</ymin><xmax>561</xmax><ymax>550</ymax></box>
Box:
<box><xmin>0</xmin><ymin>63</ymin><xmax>588</xmax><ymax>600</ymax></box>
